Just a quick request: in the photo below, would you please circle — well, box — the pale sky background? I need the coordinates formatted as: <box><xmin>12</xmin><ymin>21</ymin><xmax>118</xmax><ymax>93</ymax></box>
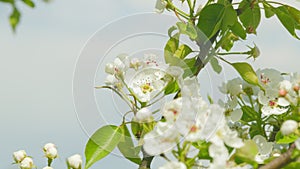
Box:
<box><xmin>0</xmin><ymin>0</ymin><xmax>300</xmax><ymax>169</ymax></box>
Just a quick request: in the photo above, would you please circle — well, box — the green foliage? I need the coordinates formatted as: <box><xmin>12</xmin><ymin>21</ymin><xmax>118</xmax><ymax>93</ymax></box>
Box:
<box><xmin>282</xmin><ymin>162</ymin><xmax>300</xmax><ymax>169</ymax></box>
<box><xmin>197</xmin><ymin>4</ymin><xmax>226</xmax><ymax>39</ymax></box>
<box><xmin>238</xmin><ymin>0</ymin><xmax>261</xmax><ymax>34</ymax></box>
<box><xmin>174</xmin><ymin>44</ymin><xmax>193</xmax><ymax>59</ymax></box>
<box><xmin>233</xmin><ymin>140</ymin><xmax>259</xmax><ymax>167</ymax></box>
<box><xmin>164</xmin><ymin>79</ymin><xmax>180</xmax><ymax>95</ymax></box>
<box><xmin>241</xmin><ymin>106</ymin><xmax>259</xmax><ymax>122</ymax></box>
<box><xmin>85</xmin><ymin>125</ymin><xmax>123</xmax><ymax>169</ymax></box>
<box><xmin>209</xmin><ymin>57</ymin><xmax>222</xmax><ymax>74</ymax></box>
<box><xmin>9</xmin><ymin>7</ymin><xmax>20</xmax><ymax>32</ymax></box>
<box><xmin>275</xmin><ymin>131</ymin><xmax>298</xmax><ymax>144</ymax></box>
<box><xmin>230</xmin><ymin>21</ymin><xmax>246</xmax><ymax>40</ymax></box>
<box><xmin>164</xmin><ymin>33</ymin><xmax>180</xmax><ymax>65</ymax></box>
<box><xmin>231</xmin><ymin>62</ymin><xmax>259</xmax><ymax>86</ymax></box>
<box><xmin>117</xmin><ymin>124</ymin><xmax>142</xmax><ymax>165</ymax></box>
<box><xmin>275</xmin><ymin>5</ymin><xmax>300</xmax><ymax>39</ymax></box>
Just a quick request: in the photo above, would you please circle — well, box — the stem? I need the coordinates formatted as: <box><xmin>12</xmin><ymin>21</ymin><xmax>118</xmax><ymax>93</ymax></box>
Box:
<box><xmin>167</xmin><ymin>1</ymin><xmax>190</xmax><ymax>20</ymax></box>
<box><xmin>139</xmin><ymin>147</ymin><xmax>154</xmax><ymax>169</ymax></box>
<box><xmin>47</xmin><ymin>158</ymin><xmax>52</xmax><ymax>167</ymax></box>
<box><xmin>95</xmin><ymin>86</ymin><xmax>135</xmax><ymax>112</ymax></box>
<box><xmin>259</xmin><ymin>144</ymin><xmax>296</xmax><ymax>169</ymax></box>
<box><xmin>217</xmin><ymin>51</ymin><xmax>250</xmax><ymax>55</ymax></box>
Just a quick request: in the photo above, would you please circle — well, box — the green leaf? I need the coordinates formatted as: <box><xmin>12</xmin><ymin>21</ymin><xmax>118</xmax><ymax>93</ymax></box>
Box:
<box><xmin>85</xmin><ymin>125</ymin><xmax>122</xmax><ymax>169</ymax></box>
<box><xmin>283</xmin><ymin>162</ymin><xmax>300</xmax><ymax>169</ymax></box>
<box><xmin>118</xmin><ymin>125</ymin><xmax>141</xmax><ymax>165</ymax></box>
<box><xmin>164</xmin><ymin>79</ymin><xmax>180</xmax><ymax>95</ymax></box>
<box><xmin>275</xmin><ymin>131</ymin><xmax>298</xmax><ymax>144</ymax></box>
<box><xmin>9</xmin><ymin>7</ymin><xmax>21</xmax><ymax>32</ymax></box>
<box><xmin>217</xmin><ymin>31</ymin><xmax>239</xmax><ymax>51</ymax></box>
<box><xmin>222</xmin><ymin>4</ymin><xmax>238</xmax><ymax>30</ymax></box>
<box><xmin>263</xmin><ymin>3</ymin><xmax>275</xmax><ymax>18</ymax></box>
<box><xmin>131</xmin><ymin>121</ymin><xmax>141</xmax><ymax>138</ymax></box>
<box><xmin>232</xmin><ymin>62</ymin><xmax>259</xmax><ymax>86</ymax></box>
<box><xmin>168</xmin><ymin>25</ymin><xmax>177</xmax><ymax>37</ymax></box>
<box><xmin>174</xmin><ymin>44</ymin><xmax>192</xmax><ymax>59</ymax></box>
<box><xmin>286</xmin><ymin>6</ymin><xmax>300</xmax><ymax>30</ymax></box>
<box><xmin>0</xmin><ymin>0</ymin><xmax>14</xmax><ymax>3</ymax></box>
<box><xmin>164</xmin><ymin>34</ymin><xmax>179</xmax><ymax>64</ymax></box>
<box><xmin>230</xmin><ymin>21</ymin><xmax>246</xmax><ymax>39</ymax></box>
<box><xmin>183</xmin><ymin>57</ymin><xmax>198</xmax><ymax>77</ymax></box>
<box><xmin>193</xmin><ymin>141</ymin><xmax>212</xmax><ymax>160</ymax></box>
<box><xmin>21</xmin><ymin>0</ymin><xmax>35</xmax><ymax>8</ymax></box>
<box><xmin>197</xmin><ymin>4</ymin><xmax>225</xmax><ymax>39</ymax></box>
<box><xmin>209</xmin><ymin>57</ymin><xmax>222</xmax><ymax>74</ymax></box>
<box><xmin>176</xmin><ymin>22</ymin><xmax>198</xmax><ymax>40</ymax></box>
<box><xmin>241</xmin><ymin>106</ymin><xmax>259</xmax><ymax>122</ymax></box>
<box><xmin>234</xmin><ymin>140</ymin><xmax>259</xmax><ymax>167</ymax></box>
<box><xmin>238</xmin><ymin>0</ymin><xmax>261</xmax><ymax>34</ymax></box>
<box><xmin>275</xmin><ymin>6</ymin><xmax>300</xmax><ymax>39</ymax></box>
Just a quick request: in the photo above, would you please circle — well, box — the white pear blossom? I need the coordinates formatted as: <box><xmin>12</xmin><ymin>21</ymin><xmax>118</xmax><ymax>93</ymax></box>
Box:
<box><xmin>67</xmin><ymin>154</ymin><xmax>82</xmax><ymax>169</ymax></box>
<box><xmin>231</xmin><ymin>109</ymin><xmax>243</xmax><ymax>122</ymax></box>
<box><xmin>142</xmin><ymin>54</ymin><xmax>162</xmax><ymax>67</ymax></box>
<box><xmin>209</xmin><ymin>118</ymin><xmax>244</xmax><ymax>148</ymax></box>
<box><xmin>104</xmin><ymin>74</ymin><xmax>120</xmax><ymax>87</ymax></box>
<box><xmin>155</xmin><ymin>0</ymin><xmax>169</xmax><ymax>13</ymax></box>
<box><xmin>143</xmin><ymin>122</ymin><xmax>179</xmax><ymax>155</ymax></box>
<box><xmin>179</xmin><ymin>76</ymin><xmax>201</xmax><ymax>98</ymax></box>
<box><xmin>13</xmin><ymin>150</ymin><xmax>27</xmax><ymax>163</ymax></box>
<box><xmin>291</xmin><ymin>73</ymin><xmax>300</xmax><ymax>93</ymax></box>
<box><xmin>208</xmin><ymin>143</ymin><xmax>229</xmax><ymax>169</ymax></box>
<box><xmin>129</xmin><ymin>67</ymin><xmax>167</xmax><ymax>102</ymax></box>
<box><xmin>20</xmin><ymin>157</ymin><xmax>34</xmax><ymax>169</ymax></box>
<box><xmin>134</xmin><ymin>108</ymin><xmax>153</xmax><ymax>122</ymax></box>
<box><xmin>158</xmin><ymin>161</ymin><xmax>187</xmax><ymax>169</ymax></box>
<box><xmin>253</xmin><ymin>135</ymin><xmax>273</xmax><ymax>155</ymax></box>
<box><xmin>105</xmin><ymin>54</ymin><xmax>129</xmax><ymax>78</ymax></box>
<box><xmin>280</xmin><ymin>120</ymin><xmax>298</xmax><ymax>135</ymax></box>
<box><xmin>219</xmin><ymin>78</ymin><xmax>243</xmax><ymax>96</ymax></box>
<box><xmin>42</xmin><ymin>167</ymin><xmax>53</xmax><ymax>169</ymax></box>
<box><xmin>161</xmin><ymin>97</ymin><xmax>183</xmax><ymax>122</ymax></box>
<box><xmin>258</xmin><ymin>89</ymin><xmax>290</xmax><ymax>116</ymax></box>
<box><xmin>129</xmin><ymin>57</ymin><xmax>141</xmax><ymax>70</ymax></box>
<box><xmin>256</xmin><ymin>68</ymin><xmax>283</xmax><ymax>87</ymax></box>
<box><xmin>43</xmin><ymin>143</ymin><xmax>58</xmax><ymax>159</ymax></box>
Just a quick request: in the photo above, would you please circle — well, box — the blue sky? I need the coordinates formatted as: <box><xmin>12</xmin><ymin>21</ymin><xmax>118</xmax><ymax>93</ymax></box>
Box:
<box><xmin>0</xmin><ymin>0</ymin><xmax>300</xmax><ymax>169</ymax></box>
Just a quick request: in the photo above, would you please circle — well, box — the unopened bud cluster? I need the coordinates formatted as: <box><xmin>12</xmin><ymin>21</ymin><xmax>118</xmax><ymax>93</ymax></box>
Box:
<box><xmin>12</xmin><ymin>143</ymin><xmax>82</xmax><ymax>169</ymax></box>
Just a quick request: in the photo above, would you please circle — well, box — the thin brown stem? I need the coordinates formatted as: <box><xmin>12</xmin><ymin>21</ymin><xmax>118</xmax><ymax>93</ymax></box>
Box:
<box><xmin>259</xmin><ymin>144</ymin><xmax>296</xmax><ymax>169</ymax></box>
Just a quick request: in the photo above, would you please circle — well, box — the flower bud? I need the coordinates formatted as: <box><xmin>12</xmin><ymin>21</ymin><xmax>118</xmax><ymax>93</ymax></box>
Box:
<box><xmin>105</xmin><ymin>63</ymin><xmax>114</xmax><ymax>75</ymax></box>
<box><xmin>20</xmin><ymin>157</ymin><xmax>34</xmax><ymax>169</ymax></box>
<box><xmin>43</xmin><ymin>167</ymin><xmax>53</xmax><ymax>169</ymax></box>
<box><xmin>281</xmin><ymin>120</ymin><xmax>298</xmax><ymax>135</ymax></box>
<box><xmin>134</xmin><ymin>108</ymin><xmax>153</xmax><ymax>122</ymax></box>
<box><xmin>129</xmin><ymin>58</ymin><xmax>141</xmax><ymax>70</ymax></box>
<box><xmin>67</xmin><ymin>154</ymin><xmax>82</xmax><ymax>169</ymax></box>
<box><xmin>13</xmin><ymin>150</ymin><xmax>27</xmax><ymax>163</ymax></box>
<box><xmin>43</xmin><ymin>143</ymin><xmax>58</xmax><ymax>159</ymax></box>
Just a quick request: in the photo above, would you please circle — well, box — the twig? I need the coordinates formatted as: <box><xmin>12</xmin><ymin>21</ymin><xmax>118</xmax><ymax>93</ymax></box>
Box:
<box><xmin>138</xmin><ymin>146</ymin><xmax>154</xmax><ymax>169</ymax></box>
<box><xmin>259</xmin><ymin>144</ymin><xmax>296</xmax><ymax>169</ymax></box>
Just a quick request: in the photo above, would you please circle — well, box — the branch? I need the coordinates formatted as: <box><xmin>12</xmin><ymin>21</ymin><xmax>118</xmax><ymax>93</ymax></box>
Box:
<box><xmin>139</xmin><ymin>146</ymin><xmax>154</xmax><ymax>169</ymax></box>
<box><xmin>259</xmin><ymin>144</ymin><xmax>296</xmax><ymax>169</ymax></box>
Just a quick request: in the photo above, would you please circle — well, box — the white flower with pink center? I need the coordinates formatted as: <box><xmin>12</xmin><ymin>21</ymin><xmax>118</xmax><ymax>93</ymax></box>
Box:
<box><xmin>258</xmin><ymin>88</ymin><xmax>290</xmax><ymax>116</ymax></box>
<box><xmin>129</xmin><ymin>67</ymin><xmax>167</xmax><ymax>102</ymax></box>
<box><xmin>256</xmin><ymin>68</ymin><xmax>283</xmax><ymax>87</ymax></box>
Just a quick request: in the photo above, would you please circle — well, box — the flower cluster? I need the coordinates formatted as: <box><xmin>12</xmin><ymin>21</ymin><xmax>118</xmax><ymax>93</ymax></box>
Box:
<box><xmin>12</xmin><ymin>143</ymin><xmax>82</xmax><ymax>169</ymax></box>
<box><xmin>220</xmin><ymin>68</ymin><xmax>300</xmax><ymax>163</ymax></box>
<box><xmin>142</xmin><ymin>74</ymin><xmax>245</xmax><ymax>168</ymax></box>
<box><xmin>104</xmin><ymin>53</ymin><xmax>169</xmax><ymax>103</ymax></box>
